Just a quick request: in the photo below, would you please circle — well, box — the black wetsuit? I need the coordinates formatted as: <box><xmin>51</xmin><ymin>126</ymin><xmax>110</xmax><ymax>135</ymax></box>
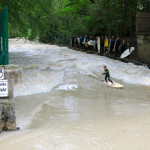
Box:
<box><xmin>102</xmin><ymin>69</ymin><xmax>113</xmax><ymax>83</ymax></box>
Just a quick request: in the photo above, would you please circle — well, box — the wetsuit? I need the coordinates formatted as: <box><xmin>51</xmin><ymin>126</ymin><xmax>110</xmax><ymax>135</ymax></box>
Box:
<box><xmin>102</xmin><ymin>69</ymin><xmax>113</xmax><ymax>83</ymax></box>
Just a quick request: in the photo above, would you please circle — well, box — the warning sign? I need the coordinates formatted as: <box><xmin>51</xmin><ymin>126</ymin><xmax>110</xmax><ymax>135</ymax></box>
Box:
<box><xmin>0</xmin><ymin>80</ymin><xmax>8</xmax><ymax>97</ymax></box>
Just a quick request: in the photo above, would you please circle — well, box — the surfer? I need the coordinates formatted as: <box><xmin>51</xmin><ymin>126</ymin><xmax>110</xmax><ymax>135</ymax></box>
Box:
<box><xmin>109</xmin><ymin>36</ymin><xmax>116</xmax><ymax>55</ymax></box>
<box><xmin>71</xmin><ymin>35</ymin><xmax>75</xmax><ymax>47</ymax></box>
<box><xmin>102</xmin><ymin>66</ymin><xmax>113</xmax><ymax>85</ymax></box>
<box><xmin>126</xmin><ymin>42</ymin><xmax>131</xmax><ymax>60</ymax></box>
<box><xmin>104</xmin><ymin>36</ymin><xmax>109</xmax><ymax>55</ymax></box>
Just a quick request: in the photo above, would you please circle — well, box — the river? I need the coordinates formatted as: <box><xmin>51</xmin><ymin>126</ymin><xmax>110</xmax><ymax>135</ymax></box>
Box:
<box><xmin>0</xmin><ymin>39</ymin><xmax>150</xmax><ymax>150</ymax></box>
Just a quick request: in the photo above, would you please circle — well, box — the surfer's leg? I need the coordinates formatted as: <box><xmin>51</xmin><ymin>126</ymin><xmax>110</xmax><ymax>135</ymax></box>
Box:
<box><xmin>105</xmin><ymin>75</ymin><xmax>108</xmax><ymax>82</ymax></box>
<box><xmin>108</xmin><ymin>75</ymin><xmax>113</xmax><ymax>83</ymax></box>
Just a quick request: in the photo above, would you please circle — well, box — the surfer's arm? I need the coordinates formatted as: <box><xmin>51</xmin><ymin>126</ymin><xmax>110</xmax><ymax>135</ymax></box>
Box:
<box><xmin>102</xmin><ymin>70</ymin><xmax>109</xmax><ymax>75</ymax></box>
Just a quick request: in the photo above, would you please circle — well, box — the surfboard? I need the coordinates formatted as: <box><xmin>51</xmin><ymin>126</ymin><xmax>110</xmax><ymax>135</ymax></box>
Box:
<box><xmin>77</xmin><ymin>38</ymin><xmax>80</xmax><ymax>46</ymax></box>
<box><xmin>97</xmin><ymin>37</ymin><xmax>100</xmax><ymax>53</ymax></box>
<box><xmin>84</xmin><ymin>42</ymin><xmax>88</xmax><ymax>47</ymax></box>
<box><xmin>87</xmin><ymin>74</ymin><xmax>123</xmax><ymax>89</ymax></box>
<box><xmin>101</xmin><ymin>80</ymin><xmax>124</xmax><ymax>88</ymax></box>
<box><xmin>88</xmin><ymin>40</ymin><xmax>96</xmax><ymax>47</ymax></box>
<box><xmin>120</xmin><ymin>47</ymin><xmax>135</xmax><ymax>59</ymax></box>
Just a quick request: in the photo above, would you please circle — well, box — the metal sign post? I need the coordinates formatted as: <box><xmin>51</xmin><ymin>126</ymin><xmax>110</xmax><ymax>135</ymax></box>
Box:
<box><xmin>0</xmin><ymin>6</ymin><xmax>9</xmax><ymax>65</ymax></box>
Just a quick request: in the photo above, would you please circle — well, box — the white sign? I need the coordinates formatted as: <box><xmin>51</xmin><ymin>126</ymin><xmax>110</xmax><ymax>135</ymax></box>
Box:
<box><xmin>0</xmin><ymin>69</ymin><xmax>4</xmax><ymax>79</ymax></box>
<box><xmin>0</xmin><ymin>80</ymin><xmax>8</xmax><ymax>97</ymax></box>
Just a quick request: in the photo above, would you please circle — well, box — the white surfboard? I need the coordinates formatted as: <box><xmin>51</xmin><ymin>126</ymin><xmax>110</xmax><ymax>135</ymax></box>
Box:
<box><xmin>77</xmin><ymin>38</ymin><xmax>80</xmax><ymax>46</ymax></box>
<box><xmin>88</xmin><ymin>40</ymin><xmax>96</xmax><ymax>47</ymax></box>
<box><xmin>102</xmin><ymin>80</ymin><xmax>124</xmax><ymax>88</ymax></box>
<box><xmin>120</xmin><ymin>47</ymin><xmax>134</xmax><ymax>59</ymax></box>
<box><xmin>97</xmin><ymin>37</ymin><xmax>100</xmax><ymax>53</ymax></box>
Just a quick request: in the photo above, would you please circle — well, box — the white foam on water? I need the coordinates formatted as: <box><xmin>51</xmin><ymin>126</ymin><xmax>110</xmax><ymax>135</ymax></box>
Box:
<box><xmin>57</xmin><ymin>84</ymin><xmax>78</xmax><ymax>91</ymax></box>
<box><xmin>9</xmin><ymin>39</ymin><xmax>150</xmax><ymax>97</ymax></box>
<box><xmin>74</xmin><ymin>55</ymin><xmax>150</xmax><ymax>86</ymax></box>
<box><xmin>14</xmin><ymin>71</ymin><xmax>64</xmax><ymax>97</ymax></box>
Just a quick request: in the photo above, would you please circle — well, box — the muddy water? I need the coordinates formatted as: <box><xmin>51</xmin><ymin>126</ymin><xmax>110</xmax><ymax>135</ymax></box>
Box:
<box><xmin>0</xmin><ymin>39</ymin><xmax>150</xmax><ymax>150</ymax></box>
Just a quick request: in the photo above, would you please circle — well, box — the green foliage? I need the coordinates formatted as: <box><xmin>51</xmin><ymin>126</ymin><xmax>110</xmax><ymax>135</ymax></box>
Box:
<box><xmin>0</xmin><ymin>0</ymin><xmax>52</xmax><ymax>41</ymax></box>
<box><xmin>84</xmin><ymin>0</ymin><xmax>150</xmax><ymax>36</ymax></box>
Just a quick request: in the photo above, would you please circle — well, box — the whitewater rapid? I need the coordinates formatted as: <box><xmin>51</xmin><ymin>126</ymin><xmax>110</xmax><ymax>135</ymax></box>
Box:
<box><xmin>9</xmin><ymin>39</ymin><xmax>150</xmax><ymax>97</ymax></box>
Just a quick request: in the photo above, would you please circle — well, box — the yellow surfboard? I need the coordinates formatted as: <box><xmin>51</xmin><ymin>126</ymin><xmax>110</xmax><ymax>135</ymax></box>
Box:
<box><xmin>102</xmin><ymin>80</ymin><xmax>124</xmax><ymax>88</ymax></box>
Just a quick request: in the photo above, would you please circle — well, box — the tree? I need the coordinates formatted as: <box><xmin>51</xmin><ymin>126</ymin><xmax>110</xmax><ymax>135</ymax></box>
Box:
<box><xmin>1</xmin><ymin>0</ymin><xmax>149</xmax><ymax>43</ymax></box>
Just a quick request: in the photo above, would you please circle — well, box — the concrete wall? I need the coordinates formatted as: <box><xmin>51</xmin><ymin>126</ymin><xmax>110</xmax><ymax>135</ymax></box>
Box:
<box><xmin>137</xmin><ymin>35</ymin><xmax>150</xmax><ymax>66</ymax></box>
<box><xmin>136</xmin><ymin>12</ymin><xmax>150</xmax><ymax>66</ymax></box>
<box><xmin>0</xmin><ymin>65</ymin><xmax>22</xmax><ymax>132</ymax></box>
